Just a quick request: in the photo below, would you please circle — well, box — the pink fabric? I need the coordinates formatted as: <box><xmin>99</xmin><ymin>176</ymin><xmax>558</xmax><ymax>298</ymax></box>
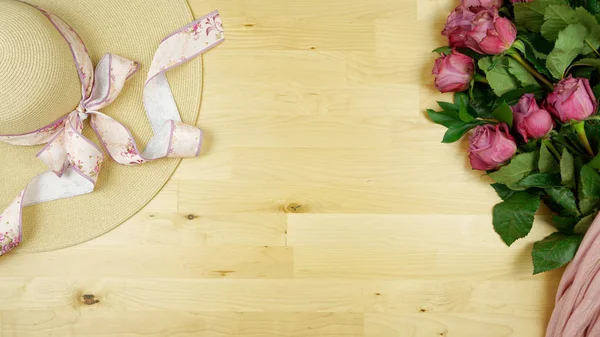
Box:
<box><xmin>546</xmin><ymin>214</ymin><xmax>600</xmax><ymax>337</ymax></box>
<box><xmin>0</xmin><ymin>3</ymin><xmax>224</xmax><ymax>256</ymax></box>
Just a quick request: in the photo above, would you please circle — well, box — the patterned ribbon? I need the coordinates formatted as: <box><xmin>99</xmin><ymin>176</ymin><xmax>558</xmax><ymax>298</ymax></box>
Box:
<box><xmin>0</xmin><ymin>4</ymin><xmax>224</xmax><ymax>256</ymax></box>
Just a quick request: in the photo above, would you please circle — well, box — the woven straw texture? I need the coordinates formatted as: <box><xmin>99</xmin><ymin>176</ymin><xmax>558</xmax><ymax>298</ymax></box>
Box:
<box><xmin>0</xmin><ymin>1</ymin><xmax>81</xmax><ymax>134</ymax></box>
<box><xmin>0</xmin><ymin>0</ymin><xmax>203</xmax><ymax>252</ymax></box>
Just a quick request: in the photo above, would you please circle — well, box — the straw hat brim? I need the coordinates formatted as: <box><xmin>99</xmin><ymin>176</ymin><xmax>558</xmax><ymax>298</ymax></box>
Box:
<box><xmin>0</xmin><ymin>0</ymin><xmax>203</xmax><ymax>252</ymax></box>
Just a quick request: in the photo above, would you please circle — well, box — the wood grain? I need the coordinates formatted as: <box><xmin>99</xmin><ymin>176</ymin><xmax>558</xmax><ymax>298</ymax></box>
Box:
<box><xmin>0</xmin><ymin>0</ymin><xmax>560</xmax><ymax>335</ymax></box>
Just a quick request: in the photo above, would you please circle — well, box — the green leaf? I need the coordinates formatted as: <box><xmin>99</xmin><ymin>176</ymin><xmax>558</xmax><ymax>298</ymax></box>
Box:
<box><xmin>500</xmin><ymin>86</ymin><xmax>545</xmax><ymax>106</ymax></box>
<box><xmin>545</xmin><ymin>187</ymin><xmax>581</xmax><ymax>217</ymax></box>
<box><xmin>541</xmin><ymin>5</ymin><xmax>579</xmax><ymax>41</ymax></box>
<box><xmin>593</xmin><ymin>84</ymin><xmax>600</xmax><ymax>101</ymax></box>
<box><xmin>427</xmin><ymin>109</ymin><xmax>464</xmax><ymax>128</ymax></box>
<box><xmin>575</xmin><ymin>7</ymin><xmax>600</xmax><ymax>54</ymax></box>
<box><xmin>493</xmin><ymin>192</ymin><xmax>541</xmax><ymax>246</ymax></box>
<box><xmin>579</xmin><ymin>165</ymin><xmax>600</xmax><ymax>215</ymax></box>
<box><xmin>432</xmin><ymin>46</ymin><xmax>452</xmax><ymax>55</ymax></box>
<box><xmin>491</xmin><ymin>102</ymin><xmax>513</xmax><ymax>127</ymax></box>
<box><xmin>518</xmin><ymin>35</ymin><xmax>550</xmax><ymax>59</ymax></box>
<box><xmin>519</xmin><ymin>138</ymin><xmax>541</xmax><ymax>154</ymax></box>
<box><xmin>572</xmin><ymin>58</ymin><xmax>600</xmax><ymax>68</ymax></box>
<box><xmin>552</xmin><ymin>215</ymin><xmax>579</xmax><ymax>234</ymax></box>
<box><xmin>442</xmin><ymin>122</ymin><xmax>482</xmax><ymax>143</ymax></box>
<box><xmin>469</xmin><ymin>84</ymin><xmax>497</xmax><ymax>118</ymax></box>
<box><xmin>585</xmin><ymin>120</ymin><xmax>600</xmax><ymax>154</ymax></box>
<box><xmin>459</xmin><ymin>108</ymin><xmax>475</xmax><ymax>123</ymax></box>
<box><xmin>587</xmin><ymin>0</ymin><xmax>600</xmax><ymax>15</ymax></box>
<box><xmin>512</xmin><ymin>39</ymin><xmax>553</xmax><ymax>79</ymax></box>
<box><xmin>514</xmin><ymin>0</ymin><xmax>567</xmax><ymax>33</ymax></box>
<box><xmin>568</xmin><ymin>58</ymin><xmax>600</xmax><ymax>75</ymax></box>
<box><xmin>437</xmin><ymin>101</ymin><xmax>459</xmax><ymax>112</ymax></box>
<box><xmin>560</xmin><ymin>149</ymin><xmax>575</xmax><ymax>187</ymax></box>
<box><xmin>489</xmin><ymin>152</ymin><xmax>537</xmax><ymax>186</ymax></box>
<box><xmin>553</xmin><ymin>129</ymin><xmax>589</xmax><ymax>158</ymax></box>
<box><xmin>532</xmin><ymin>232</ymin><xmax>583</xmax><ymax>274</ymax></box>
<box><xmin>519</xmin><ymin>32</ymin><xmax>555</xmax><ymax>55</ymax></box>
<box><xmin>491</xmin><ymin>183</ymin><xmax>516</xmax><ymax>200</ymax></box>
<box><xmin>453</xmin><ymin>92</ymin><xmax>467</xmax><ymax>106</ymax></box>
<box><xmin>479</xmin><ymin>57</ymin><xmax>520</xmax><ymax>96</ymax></box>
<box><xmin>546</xmin><ymin>24</ymin><xmax>587</xmax><ymax>79</ymax></box>
<box><xmin>522</xmin><ymin>53</ymin><xmax>553</xmax><ymax>80</ymax></box>
<box><xmin>570</xmin><ymin>66</ymin><xmax>594</xmax><ymax>79</ymax></box>
<box><xmin>455</xmin><ymin>92</ymin><xmax>475</xmax><ymax>122</ymax></box>
<box><xmin>574</xmin><ymin>212</ymin><xmax>597</xmax><ymax>234</ymax></box>
<box><xmin>506</xmin><ymin>57</ymin><xmax>542</xmax><ymax>89</ymax></box>
<box><xmin>539</xmin><ymin>141</ymin><xmax>560</xmax><ymax>173</ymax></box>
<box><xmin>588</xmin><ymin>153</ymin><xmax>600</xmax><ymax>169</ymax></box>
<box><xmin>455</xmin><ymin>47</ymin><xmax>485</xmax><ymax>60</ymax></box>
<box><xmin>516</xmin><ymin>173</ymin><xmax>562</xmax><ymax>188</ymax></box>
<box><xmin>574</xmin><ymin>0</ymin><xmax>600</xmax><ymax>14</ymax></box>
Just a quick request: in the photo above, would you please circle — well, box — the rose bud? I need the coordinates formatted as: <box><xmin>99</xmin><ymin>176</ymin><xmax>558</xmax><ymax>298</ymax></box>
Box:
<box><xmin>465</xmin><ymin>9</ymin><xmax>517</xmax><ymax>55</ymax></box>
<box><xmin>468</xmin><ymin>124</ymin><xmax>517</xmax><ymax>170</ymax></box>
<box><xmin>442</xmin><ymin>5</ymin><xmax>477</xmax><ymax>48</ymax></box>
<box><xmin>512</xmin><ymin>94</ymin><xmax>554</xmax><ymax>142</ymax></box>
<box><xmin>432</xmin><ymin>49</ymin><xmax>475</xmax><ymax>93</ymax></box>
<box><xmin>545</xmin><ymin>76</ymin><xmax>598</xmax><ymax>123</ymax></box>
<box><xmin>462</xmin><ymin>0</ymin><xmax>503</xmax><ymax>11</ymax></box>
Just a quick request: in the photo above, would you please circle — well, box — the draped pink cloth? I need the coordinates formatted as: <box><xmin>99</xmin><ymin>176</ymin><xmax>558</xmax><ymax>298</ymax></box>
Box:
<box><xmin>546</xmin><ymin>214</ymin><xmax>600</xmax><ymax>336</ymax></box>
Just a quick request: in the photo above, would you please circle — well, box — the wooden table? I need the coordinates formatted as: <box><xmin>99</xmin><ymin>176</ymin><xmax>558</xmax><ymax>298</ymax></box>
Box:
<box><xmin>1</xmin><ymin>0</ymin><xmax>563</xmax><ymax>336</ymax></box>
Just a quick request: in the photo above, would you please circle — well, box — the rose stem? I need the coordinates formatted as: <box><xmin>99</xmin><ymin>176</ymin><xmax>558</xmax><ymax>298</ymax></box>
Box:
<box><xmin>545</xmin><ymin>139</ymin><xmax>561</xmax><ymax>160</ymax></box>
<box><xmin>473</xmin><ymin>73</ymin><xmax>488</xmax><ymax>84</ymax></box>
<box><xmin>506</xmin><ymin>49</ymin><xmax>554</xmax><ymax>91</ymax></box>
<box><xmin>574</xmin><ymin>121</ymin><xmax>595</xmax><ymax>156</ymax></box>
<box><xmin>585</xmin><ymin>40</ymin><xmax>600</xmax><ymax>58</ymax></box>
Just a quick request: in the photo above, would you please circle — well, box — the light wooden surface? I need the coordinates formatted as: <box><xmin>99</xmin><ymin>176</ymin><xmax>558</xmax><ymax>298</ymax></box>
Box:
<box><xmin>0</xmin><ymin>0</ymin><xmax>563</xmax><ymax>336</ymax></box>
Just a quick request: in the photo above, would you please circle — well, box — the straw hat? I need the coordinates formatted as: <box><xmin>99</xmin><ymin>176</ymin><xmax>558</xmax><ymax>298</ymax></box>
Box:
<box><xmin>0</xmin><ymin>0</ymin><xmax>211</xmax><ymax>252</ymax></box>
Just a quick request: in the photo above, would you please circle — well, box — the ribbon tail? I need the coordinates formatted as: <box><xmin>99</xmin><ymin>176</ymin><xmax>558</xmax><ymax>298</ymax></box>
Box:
<box><xmin>89</xmin><ymin>112</ymin><xmax>201</xmax><ymax>165</ymax></box>
<box><xmin>36</xmin><ymin>129</ymin><xmax>69</xmax><ymax>176</ymax></box>
<box><xmin>0</xmin><ymin>168</ymin><xmax>95</xmax><ymax>256</ymax></box>
<box><xmin>143</xmin><ymin>10</ymin><xmax>224</xmax><ymax>135</ymax></box>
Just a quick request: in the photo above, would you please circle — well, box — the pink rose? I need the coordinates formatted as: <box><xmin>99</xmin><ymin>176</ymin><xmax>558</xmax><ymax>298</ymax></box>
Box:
<box><xmin>545</xmin><ymin>76</ymin><xmax>598</xmax><ymax>123</ymax></box>
<box><xmin>462</xmin><ymin>0</ymin><xmax>503</xmax><ymax>10</ymax></box>
<box><xmin>468</xmin><ymin>124</ymin><xmax>517</xmax><ymax>170</ymax></box>
<box><xmin>466</xmin><ymin>9</ymin><xmax>517</xmax><ymax>55</ymax></box>
<box><xmin>442</xmin><ymin>5</ymin><xmax>477</xmax><ymax>48</ymax></box>
<box><xmin>432</xmin><ymin>49</ymin><xmax>475</xmax><ymax>93</ymax></box>
<box><xmin>512</xmin><ymin>94</ymin><xmax>554</xmax><ymax>142</ymax></box>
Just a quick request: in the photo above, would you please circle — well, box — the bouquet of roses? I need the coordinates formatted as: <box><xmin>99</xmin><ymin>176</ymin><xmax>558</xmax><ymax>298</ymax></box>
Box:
<box><xmin>429</xmin><ymin>0</ymin><xmax>600</xmax><ymax>276</ymax></box>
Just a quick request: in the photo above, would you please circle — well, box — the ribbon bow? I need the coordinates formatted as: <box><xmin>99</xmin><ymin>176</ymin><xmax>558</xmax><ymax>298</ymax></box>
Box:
<box><xmin>34</xmin><ymin>53</ymin><xmax>202</xmax><ymax>181</ymax></box>
<box><xmin>0</xmin><ymin>5</ymin><xmax>224</xmax><ymax>256</ymax></box>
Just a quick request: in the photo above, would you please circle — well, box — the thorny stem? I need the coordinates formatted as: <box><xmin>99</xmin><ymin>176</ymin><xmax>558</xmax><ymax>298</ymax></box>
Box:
<box><xmin>473</xmin><ymin>73</ymin><xmax>488</xmax><ymax>84</ymax></box>
<box><xmin>574</xmin><ymin>121</ymin><xmax>595</xmax><ymax>157</ymax></box>
<box><xmin>507</xmin><ymin>48</ymin><xmax>555</xmax><ymax>91</ymax></box>
<box><xmin>544</xmin><ymin>139</ymin><xmax>561</xmax><ymax>160</ymax></box>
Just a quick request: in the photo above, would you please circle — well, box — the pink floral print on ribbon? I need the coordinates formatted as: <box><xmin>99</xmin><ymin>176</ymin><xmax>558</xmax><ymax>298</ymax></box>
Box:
<box><xmin>0</xmin><ymin>3</ymin><xmax>224</xmax><ymax>256</ymax></box>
